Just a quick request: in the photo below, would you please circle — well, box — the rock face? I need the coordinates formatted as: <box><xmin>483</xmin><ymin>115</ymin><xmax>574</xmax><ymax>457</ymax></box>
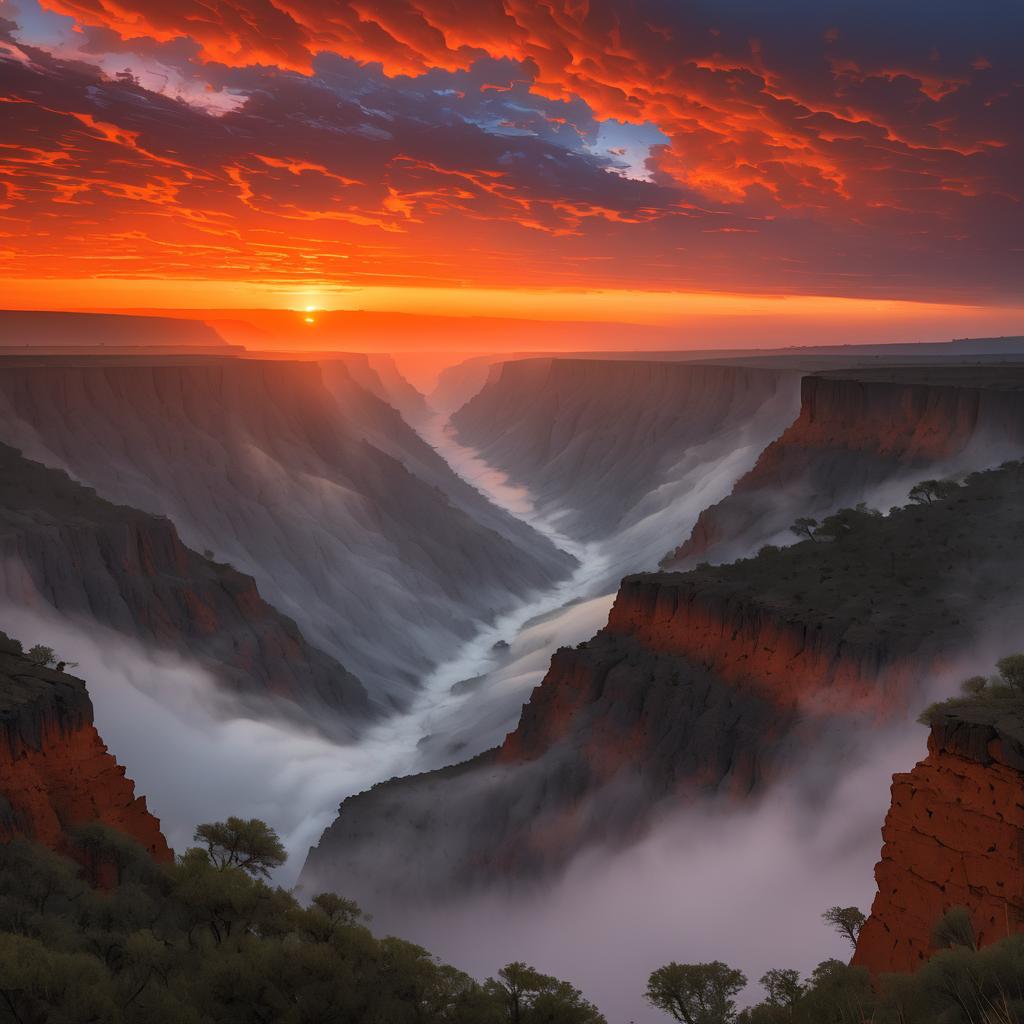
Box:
<box><xmin>854</xmin><ymin>704</ymin><xmax>1024</xmax><ymax>975</ymax></box>
<box><xmin>0</xmin><ymin>631</ymin><xmax>170</xmax><ymax>861</ymax></box>
<box><xmin>301</xmin><ymin>461</ymin><xmax>1024</xmax><ymax>904</ymax></box>
<box><xmin>0</xmin><ymin>356</ymin><xmax>574</xmax><ymax>701</ymax></box>
<box><xmin>451</xmin><ymin>359</ymin><xmax>801</xmax><ymax>540</ymax></box>
<box><xmin>319</xmin><ymin>359</ymin><xmax>575</xmax><ymax>556</ymax></box>
<box><xmin>0</xmin><ymin>442</ymin><xmax>369</xmax><ymax>732</ymax></box>
<box><xmin>665</xmin><ymin>368</ymin><xmax>1024</xmax><ymax>567</ymax></box>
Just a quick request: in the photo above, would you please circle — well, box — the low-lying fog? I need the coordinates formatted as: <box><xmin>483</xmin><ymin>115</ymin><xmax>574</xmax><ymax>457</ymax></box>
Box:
<box><xmin>6</xmin><ymin>593</ymin><xmax>984</xmax><ymax>1021</ymax></box>
<box><xmin>4</xmin><ymin>406</ymin><xmax>996</xmax><ymax>1022</ymax></box>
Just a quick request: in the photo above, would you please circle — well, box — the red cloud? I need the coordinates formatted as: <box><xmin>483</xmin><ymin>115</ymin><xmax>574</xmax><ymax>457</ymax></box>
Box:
<box><xmin>37</xmin><ymin>0</ymin><xmax>1017</xmax><ymax>221</ymax></box>
<box><xmin>2</xmin><ymin>3</ymin><xmax>1021</xmax><ymax>303</ymax></box>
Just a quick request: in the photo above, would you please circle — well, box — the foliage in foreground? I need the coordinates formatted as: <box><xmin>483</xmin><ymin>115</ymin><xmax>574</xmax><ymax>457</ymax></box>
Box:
<box><xmin>0</xmin><ymin>819</ymin><xmax>605</xmax><ymax>1024</ymax></box>
<box><xmin>646</xmin><ymin>907</ymin><xmax>1024</xmax><ymax>1024</ymax></box>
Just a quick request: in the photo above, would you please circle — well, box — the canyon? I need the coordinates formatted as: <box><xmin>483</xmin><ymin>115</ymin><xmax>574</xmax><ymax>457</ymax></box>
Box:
<box><xmin>0</xmin><ymin>630</ymin><xmax>170</xmax><ymax>862</ymax></box>
<box><xmin>2</xmin><ymin>330</ymin><xmax>1024</xmax><ymax>1015</ymax></box>
<box><xmin>301</xmin><ymin>459</ymin><xmax>1024</xmax><ymax>907</ymax></box>
<box><xmin>0</xmin><ymin>354</ymin><xmax>573</xmax><ymax>704</ymax></box>
<box><xmin>451</xmin><ymin>359</ymin><xmax>802</xmax><ymax>542</ymax></box>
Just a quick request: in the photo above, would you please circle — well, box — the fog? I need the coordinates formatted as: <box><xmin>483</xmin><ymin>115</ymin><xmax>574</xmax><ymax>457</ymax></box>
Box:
<box><xmin>4</xmin><ymin>588</ymin><xmax>998</xmax><ymax>1022</ymax></box>
<box><xmin>414</xmin><ymin>409</ymin><xmax>786</xmax><ymax>754</ymax></box>
<box><xmin>374</xmin><ymin>768</ymin><xmax>894</xmax><ymax>1022</ymax></box>
<box><xmin>6</xmin><ymin>390</ymin><xmax>1014</xmax><ymax>1023</ymax></box>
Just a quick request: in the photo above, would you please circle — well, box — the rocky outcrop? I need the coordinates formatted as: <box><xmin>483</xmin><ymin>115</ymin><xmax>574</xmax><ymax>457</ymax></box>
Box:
<box><xmin>301</xmin><ymin>461</ymin><xmax>1024</xmax><ymax>905</ymax></box>
<box><xmin>0</xmin><ymin>356</ymin><xmax>574</xmax><ymax>701</ymax></box>
<box><xmin>665</xmin><ymin>368</ymin><xmax>1024</xmax><ymax>567</ymax></box>
<box><xmin>0</xmin><ymin>631</ymin><xmax>170</xmax><ymax>861</ymax></box>
<box><xmin>451</xmin><ymin>359</ymin><xmax>801</xmax><ymax>540</ymax></box>
<box><xmin>0</xmin><ymin>442</ymin><xmax>369</xmax><ymax>732</ymax></box>
<box><xmin>854</xmin><ymin>703</ymin><xmax>1024</xmax><ymax>975</ymax></box>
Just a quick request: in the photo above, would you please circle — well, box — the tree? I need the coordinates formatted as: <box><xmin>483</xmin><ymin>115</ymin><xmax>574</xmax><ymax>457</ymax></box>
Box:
<box><xmin>959</xmin><ymin>674</ymin><xmax>988</xmax><ymax>696</ymax></box>
<box><xmin>815</xmin><ymin>504</ymin><xmax>881</xmax><ymax>541</ymax></box>
<box><xmin>796</xmin><ymin>961</ymin><xmax>875</xmax><ymax>1023</ymax></box>
<box><xmin>821</xmin><ymin>907</ymin><xmax>865</xmax><ymax>950</ymax></box>
<box><xmin>529</xmin><ymin>978</ymin><xmax>605</xmax><ymax>1023</ymax></box>
<box><xmin>759</xmin><ymin>969</ymin><xmax>803</xmax><ymax>1009</ymax></box>
<box><xmin>645</xmin><ymin>961</ymin><xmax>747</xmax><ymax>1024</ymax></box>
<box><xmin>789</xmin><ymin>517</ymin><xmax>819</xmax><ymax>542</ymax></box>
<box><xmin>69</xmin><ymin>822</ymin><xmax>157</xmax><ymax>887</ymax></box>
<box><xmin>491</xmin><ymin>962</ymin><xmax>548</xmax><ymax>1024</ymax></box>
<box><xmin>908</xmin><ymin>479</ymin><xmax>960</xmax><ymax>505</ymax></box>
<box><xmin>996</xmin><ymin>653</ymin><xmax>1024</xmax><ymax>691</ymax></box>
<box><xmin>26</xmin><ymin>644</ymin><xmax>56</xmax><ymax>667</ymax></box>
<box><xmin>0</xmin><ymin>933</ymin><xmax>116</xmax><ymax>1023</ymax></box>
<box><xmin>193</xmin><ymin>817</ymin><xmax>287</xmax><ymax>878</ymax></box>
<box><xmin>486</xmin><ymin>962</ymin><xmax>606</xmax><ymax>1024</ymax></box>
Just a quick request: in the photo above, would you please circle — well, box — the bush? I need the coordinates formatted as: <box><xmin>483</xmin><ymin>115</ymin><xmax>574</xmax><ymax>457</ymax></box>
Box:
<box><xmin>0</xmin><ymin>821</ymin><xmax>606</xmax><ymax>1024</ymax></box>
<box><xmin>26</xmin><ymin>644</ymin><xmax>56</xmax><ymax>667</ymax></box>
<box><xmin>917</xmin><ymin>653</ymin><xmax>1024</xmax><ymax>724</ymax></box>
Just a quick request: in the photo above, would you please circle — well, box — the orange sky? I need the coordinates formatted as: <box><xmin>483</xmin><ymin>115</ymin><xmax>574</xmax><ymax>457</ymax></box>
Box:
<box><xmin>1</xmin><ymin>0</ymin><xmax>1021</xmax><ymax>333</ymax></box>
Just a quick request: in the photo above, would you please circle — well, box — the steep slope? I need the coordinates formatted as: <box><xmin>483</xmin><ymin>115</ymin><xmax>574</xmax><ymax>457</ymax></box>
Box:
<box><xmin>451</xmin><ymin>359</ymin><xmax>801</xmax><ymax>540</ymax></box>
<box><xmin>0</xmin><ymin>630</ymin><xmax>170</xmax><ymax>861</ymax></box>
<box><xmin>0</xmin><ymin>356</ymin><xmax>574</xmax><ymax>701</ymax></box>
<box><xmin>0</xmin><ymin>442</ymin><xmax>368</xmax><ymax>732</ymax></box>
<box><xmin>854</xmin><ymin>702</ymin><xmax>1024</xmax><ymax>975</ymax></box>
<box><xmin>317</xmin><ymin>359</ymin><xmax>576</xmax><ymax>555</ymax></box>
<box><xmin>665</xmin><ymin>367</ymin><xmax>1024</xmax><ymax>567</ymax></box>
<box><xmin>364</xmin><ymin>354</ymin><xmax>431</xmax><ymax>424</ymax></box>
<box><xmin>301</xmin><ymin>461</ymin><xmax>1024</xmax><ymax>904</ymax></box>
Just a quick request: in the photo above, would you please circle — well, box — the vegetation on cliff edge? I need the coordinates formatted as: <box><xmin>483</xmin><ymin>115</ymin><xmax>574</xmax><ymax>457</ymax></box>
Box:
<box><xmin>0</xmin><ymin>818</ymin><xmax>604</xmax><ymax>1024</ymax></box>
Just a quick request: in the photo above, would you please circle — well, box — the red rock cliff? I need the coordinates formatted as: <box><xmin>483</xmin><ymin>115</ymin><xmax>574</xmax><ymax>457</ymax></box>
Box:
<box><xmin>0</xmin><ymin>633</ymin><xmax>170</xmax><ymax>862</ymax></box>
<box><xmin>854</xmin><ymin>705</ymin><xmax>1024</xmax><ymax>975</ymax></box>
<box><xmin>667</xmin><ymin>368</ymin><xmax>1024</xmax><ymax>567</ymax></box>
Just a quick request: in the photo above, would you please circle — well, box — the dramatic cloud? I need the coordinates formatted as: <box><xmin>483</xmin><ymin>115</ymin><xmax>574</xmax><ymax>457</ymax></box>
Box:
<box><xmin>0</xmin><ymin>0</ymin><xmax>1021</xmax><ymax>300</ymax></box>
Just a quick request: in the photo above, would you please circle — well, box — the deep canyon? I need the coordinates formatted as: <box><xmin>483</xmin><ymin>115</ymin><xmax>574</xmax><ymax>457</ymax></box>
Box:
<box><xmin>3</xmin><ymin>324</ymin><xmax>1024</xmax><ymax>1022</ymax></box>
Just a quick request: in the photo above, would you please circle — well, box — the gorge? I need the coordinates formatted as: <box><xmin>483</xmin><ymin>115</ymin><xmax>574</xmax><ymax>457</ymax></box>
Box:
<box><xmin>2</xmin><ymin>337</ymin><xmax>1024</xmax><ymax>1023</ymax></box>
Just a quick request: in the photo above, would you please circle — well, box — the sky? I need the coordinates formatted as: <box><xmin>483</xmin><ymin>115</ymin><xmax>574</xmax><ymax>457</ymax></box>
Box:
<box><xmin>0</xmin><ymin>0</ymin><xmax>1022</xmax><ymax>332</ymax></box>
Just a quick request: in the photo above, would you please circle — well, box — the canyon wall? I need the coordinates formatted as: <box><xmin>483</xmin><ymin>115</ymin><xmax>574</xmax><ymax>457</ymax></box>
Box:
<box><xmin>0</xmin><ymin>631</ymin><xmax>170</xmax><ymax>861</ymax></box>
<box><xmin>451</xmin><ymin>359</ymin><xmax>801</xmax><ymax>541</ymax></box>
<box><xmin>301</xmin><ymin>460</ymin><xmax>1024</xmax><ymax>905</ymax></box>
<box><xmin>317</xmin><ymin>360</ymin><xmax>568</xmax><ymax>555</ymax></box>
<box><xmin>0</xmin><ymin>357</ymin><xmax>574</xmax><ymax>702</ymax></box>
<box><xmin>0</xmin><ymin>442</ymin><xmax>369</xmax><ymax>733</ymax></box>
<box><xmin>666</xmin><ymin>367</ymin><xmax>1024</xmax><ymax>567</ymax></box>
<box><xmin>854</xmin><ymin>703</ymin><xmax>1024</xmax><ymax>975</ymax></box>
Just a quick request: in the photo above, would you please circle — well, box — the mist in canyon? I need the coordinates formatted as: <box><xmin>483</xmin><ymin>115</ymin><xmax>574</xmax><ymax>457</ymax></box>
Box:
<box><xmin>2</xmin><ymin>594</ymin><xmax>998</xmax><ymax>1023</ymax></box>
<box><xmin>4</xmin><ymin>345</ymin><xmax>1024</xmax><ymax>1024</ymax></box>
